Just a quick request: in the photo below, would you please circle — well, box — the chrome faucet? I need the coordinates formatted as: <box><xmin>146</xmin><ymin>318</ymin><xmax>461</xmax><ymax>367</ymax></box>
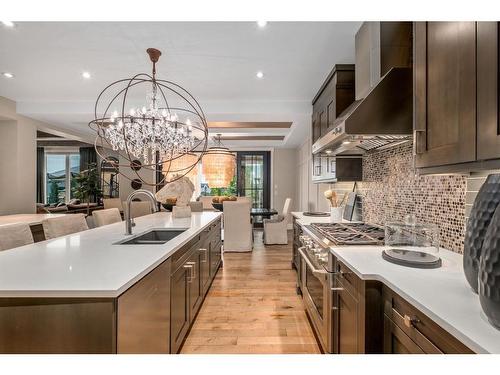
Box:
<box><xmin>125</xmin><ymin>189</ymin><xmax>159</xmax><ymax>235</ymax></box>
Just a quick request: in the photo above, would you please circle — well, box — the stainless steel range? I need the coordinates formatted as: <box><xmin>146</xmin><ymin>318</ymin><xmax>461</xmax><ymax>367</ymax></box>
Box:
<box><xmin>309</xmin><ymin>223</ymin><xmax>385</xmax><ymax>246</ymax></box>
<box><xmin>296</xmin><ymin>222</ymin><xmax>384</xmax><ymax>353</ymax></box>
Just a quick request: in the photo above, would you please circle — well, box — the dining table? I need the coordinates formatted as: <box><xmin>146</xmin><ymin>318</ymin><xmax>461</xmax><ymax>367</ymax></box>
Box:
<box><xmin>250</xmin><ymin>208</ymin><xmax>278</xmax><ymax>228</ymax></box>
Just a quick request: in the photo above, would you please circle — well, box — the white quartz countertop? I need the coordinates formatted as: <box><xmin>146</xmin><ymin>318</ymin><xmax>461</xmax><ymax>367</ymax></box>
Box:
<box><xmin>293</xmin><ymin>212</ymin><xmax>500</xmax><ymax>353</ymax></box>
<box><xmin>0</xmin><ymin>214</ymin><xmax>66</xmax><ymax>227</ymax></box>
<box><xmin>0</xmin><ymin>211</ymin><xmax>221</xmax><ymax>298</ymax></box>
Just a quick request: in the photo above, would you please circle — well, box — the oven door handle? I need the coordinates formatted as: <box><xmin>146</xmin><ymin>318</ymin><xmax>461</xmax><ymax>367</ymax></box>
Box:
<box><xmin>298</xmin><ymin>247</ymin><xmax>327</xmax><ymax>278</ymax></box>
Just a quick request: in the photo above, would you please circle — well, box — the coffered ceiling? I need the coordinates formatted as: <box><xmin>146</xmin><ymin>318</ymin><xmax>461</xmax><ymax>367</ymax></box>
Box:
<box><xmin>0</xmin><ymin>21</ymin><xmax>361</xmax><ymax>148</ymax></box>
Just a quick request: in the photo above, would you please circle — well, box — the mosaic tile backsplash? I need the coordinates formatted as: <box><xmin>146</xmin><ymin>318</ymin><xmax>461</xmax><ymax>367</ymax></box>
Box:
<box><xmin>357</xmin><ymin>142</ymin><xmax>467</xmax><ymax>253</ymax></box>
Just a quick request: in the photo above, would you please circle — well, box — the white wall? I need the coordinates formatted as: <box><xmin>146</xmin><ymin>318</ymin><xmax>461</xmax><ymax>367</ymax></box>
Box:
<box><xmin>0</xmin><ymin>97</ymin><xmax>37</xmax><ymax>215</ymax></box>
<box><xmin>296</xmin><ymin>136</ymin><xmax>343</xmax><ymax>213</ymax></box>
<box><xmin>272</xmin><ymin>148</ymin><xmax>297</xmax><ymax>224</ymax></box>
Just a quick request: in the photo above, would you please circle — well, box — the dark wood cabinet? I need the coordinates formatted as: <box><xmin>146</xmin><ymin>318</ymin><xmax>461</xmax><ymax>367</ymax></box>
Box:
<box><xmin>199</xmin><ymin>239</ymin><xmax>211</xmax><ymax>295</ymax></box>
<box><xmin>414</xmin><ymin>22</ymin><xmax>477</xmax><ymax>168</ymax></box>
<box><xmin>170</xmin><ymin>261</ymin><xmax>191</xmax><ymax>354</ymax></box>
<box><xmin>415</xmin><ymin>22</ymin><xmax>500</xmax><ymax>173</ymax></box>
<box><xmin>312</xmin><ymin>65</ymin><xmax>355</xmax><ymax>143</ymax></box>
<box><xmin>117</xmin><ymin>259</ymin><xmax>171</xmax><ymax>354</ymax></box>
<box><xmin>333</xmin><ymin>284</ymin><xmax>359</xmax><ymax>354</ymax></box>
<box><xmin>383</xmin><ymin>287</ymin><xmax>473</xmax><ymax>354</ymax></box>
<box><xmin>187</xmin><ymin>249</ymin><xmax>202</xmax><ymax>320</ymax></box>
<box><xmin>477</xmin><ymin>22</ymin><xmax>500</xmax><ymax>160</ymax></box>
<box><xmin>384</xmin><ymin>315</ymin><xmax>424</xmax><ymax>354</ymax></box>
<box><xmin>170</xmin><ymin>217</ymin><xmax>222</xmax><ymax>353</ymax></box>
<box><xmin>209</xmin><ymin>227</ymin><xmax>222</xmax><ymax>279</ymax></box>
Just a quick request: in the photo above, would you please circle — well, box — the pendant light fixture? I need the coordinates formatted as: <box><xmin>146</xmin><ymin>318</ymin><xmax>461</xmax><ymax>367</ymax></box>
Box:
<box><xmin>163</xmin><ymin>152</ymin><xmax>199</xmax><ymax>181</ymax></box>
<box><xmin>202</xmin><ymin>134</ymin><xmax>236</xmax><ymax>188</ymax></box>
<box><xmin>89</xmin><ymin>48</ymin><xmax>208</xmax><ymax>187</ymax></box>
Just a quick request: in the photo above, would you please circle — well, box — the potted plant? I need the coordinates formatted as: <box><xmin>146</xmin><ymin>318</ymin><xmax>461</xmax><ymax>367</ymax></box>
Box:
<box><xmin>73</xmin><ymin>162</ymin><xmax>102</xmax><ymax>216</ymax></box>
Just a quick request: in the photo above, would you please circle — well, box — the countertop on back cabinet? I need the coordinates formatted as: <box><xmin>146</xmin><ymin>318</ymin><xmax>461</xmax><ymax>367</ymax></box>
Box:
<box><xmin>330</xmin><ymin>245</ymin><xmax>500</xmax><ymax>354</ymax></box>
<box><xmin>0</xmin><ymin>211</ymin><xmax>222</xmax><ymax>298</ymax></box>
<box><xmin>292</xmin><ymin>212</ymin><xmax>500</xmax><ymax>353</ymax></box>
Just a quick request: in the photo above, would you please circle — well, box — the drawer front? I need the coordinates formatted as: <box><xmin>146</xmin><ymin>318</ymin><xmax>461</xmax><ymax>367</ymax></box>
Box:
<box><xmin>171</xmin><ymin>236</ymin><xmax>201</xmax><ymax>272</ymax></box>
<box><xmin>383</xmin><ymin>287</ymin><xmax>474</xmax><ymax>354</ymax></box>
<box><xmin>384</xmin><ymin>315</ymin><xmax>425</xmax><ymax>354</ymax></box>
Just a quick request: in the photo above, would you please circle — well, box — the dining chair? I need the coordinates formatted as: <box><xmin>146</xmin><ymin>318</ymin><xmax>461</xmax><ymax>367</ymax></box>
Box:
<box><xmin>103</xmin><ymin>198</ymin><xmax>123</xmax><ymax>212</ymax></box>
<box><xmin>93</xmin><ymin>208</ymin><xmax>122</xmax><ymax>227</ymax></box>
<box><xmin>123</xmin><ymin>201</ymin><xmax>154</xmax><ymax>219</ymax></box>
<box><xmin>0</xmin><ymin>223</ymin><xmax>34</xmax><ymax>251</ymax></box>
<box><xmin>263</xmin><ymin>198</ymin><xmax>292</xmax><ymax>245</ymax></box>
<box><xmin>222</xmin><ymin>201</ymin><xmax>253</xmax><ymax>252</ymax></box>
<box><xmin>42</xmin><ymin>214</ymin><xmax>89</xmax><ymax>240</ymax></box>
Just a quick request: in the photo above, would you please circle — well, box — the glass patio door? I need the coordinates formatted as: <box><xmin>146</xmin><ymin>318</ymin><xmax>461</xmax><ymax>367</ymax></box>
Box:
<box><xmin>236</xmin><ymin>151</ymin><xmax>270</xmax><ymax>209</ymax></box>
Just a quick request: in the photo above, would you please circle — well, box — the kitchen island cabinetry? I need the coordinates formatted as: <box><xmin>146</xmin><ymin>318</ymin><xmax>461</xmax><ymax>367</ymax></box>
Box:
<box><xmin>0</xmin><ymin>212</ymin><xmax>222</xmax><ymax>354</ymax></box>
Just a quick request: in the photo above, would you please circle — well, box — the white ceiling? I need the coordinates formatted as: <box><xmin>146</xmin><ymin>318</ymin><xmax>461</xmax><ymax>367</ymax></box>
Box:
<box><xmin>0</xmin><ymin>21</ymin><xmax>361</xmax><ymax>147</ymax></box>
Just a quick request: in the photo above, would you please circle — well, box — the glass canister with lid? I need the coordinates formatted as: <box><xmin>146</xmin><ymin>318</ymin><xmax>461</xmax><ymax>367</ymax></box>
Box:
<box><xmin>382</xmin><ymin>215</ymin><xmax>442</xmax><ymax>268</ymax></box>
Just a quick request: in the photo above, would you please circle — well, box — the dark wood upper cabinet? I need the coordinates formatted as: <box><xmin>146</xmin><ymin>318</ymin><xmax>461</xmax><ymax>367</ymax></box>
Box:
<box><xmin>312</xmin><ymin>65</ymin><xmax>355</xmax><ymax>143</ymax></box>
<box><xmin>414</xmin><ymin>22</ymin><xmax>477</xmax><ymax>169</ymax></box>
<box><xmin>477</xmin><ymin>22</ymin><xmax>500</xmax><ymax>161</ymax></box>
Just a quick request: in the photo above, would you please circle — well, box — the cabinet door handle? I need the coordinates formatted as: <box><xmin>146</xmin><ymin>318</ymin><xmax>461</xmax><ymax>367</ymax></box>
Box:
<box><xmin>199</xmin><ymin>248</ymin><xmax>208</xmax><ymax>263</ymax></box>
<box><xmin>414</xmin><ymin>129</ymin><xmax>426</xmax><ymax>155</ymax></box>
<box><xmin>184</xmin><ymin>262</ymin><xmax>196</xmax><ymax>282</ymax></box>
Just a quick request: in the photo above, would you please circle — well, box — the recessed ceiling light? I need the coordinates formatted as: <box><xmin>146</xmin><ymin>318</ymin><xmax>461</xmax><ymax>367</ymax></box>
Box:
<box><xmin>2</xmin><ymin>72</ymin><xmax>14</xmax><ymax>79</ymax></box>
<box><xmin>256</xmin><ymin>71</ymin><xmax>264</xmax><ymax>79</ymax></box>
<box><xmin>325</xmin><ymin>150</ymin><xmax>332</xmax><ymax>154</ymax></box>
<box><xmin>342</xmin><ymin>140</ymin><xmax>351</xmax><ymax>145</ymax></box>
<box><xmin>1</xmin><ymin>21</ymin><xmax>15</xmax><ymax>28</ymax></box>
<box><xmin>82</xmin><ymin>71</ymin><xmax>91</xmax><ymax>79</ymax></box>
<box><xmin>257</xmin><ymin>21</ymin><xmax>267</xmax><ymax>28</ymax></box>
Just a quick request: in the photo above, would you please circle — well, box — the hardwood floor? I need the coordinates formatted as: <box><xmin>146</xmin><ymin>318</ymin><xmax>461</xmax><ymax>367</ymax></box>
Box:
<box><xmin>180</xmin><ymin>230</ymin><xmax>320</xmax><ymax>354</ymax></box>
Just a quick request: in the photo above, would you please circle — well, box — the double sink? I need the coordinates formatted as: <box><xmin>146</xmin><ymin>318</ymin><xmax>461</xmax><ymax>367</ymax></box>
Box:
<box><xmin>115</xmin><ymin>228</ymin><xmax>187</xmax><ymax>245</ymax></box>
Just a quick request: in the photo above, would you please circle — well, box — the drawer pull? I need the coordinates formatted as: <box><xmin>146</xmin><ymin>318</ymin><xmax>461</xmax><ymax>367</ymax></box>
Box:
<box><xmin>403</xmin><ymin>314</ymin><xmax>420</xmax><ymax>328</ymax></box>
<box><xmin>393</xmin><ymin>307</ymin><xmax>420</xmax><ymax>328</ymax></box>
<box><xmin>199</xmin><ymin>248</ymin><xmax>208</xmax><ymax>263</ymax></box>
<box><xmin>331</xmin><ymin>287</ymin><xmax>344</xmax><ymax>291</ymax></box>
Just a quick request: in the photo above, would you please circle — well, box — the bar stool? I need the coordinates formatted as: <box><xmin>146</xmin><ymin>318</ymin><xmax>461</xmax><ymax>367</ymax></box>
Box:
<box><xmin>93</xmin><ymin>208</ymin><xmax>122</xmax><ymax>227</ymax></box>
<box><xmin>42</xmin><ymin>214</ymin><xmax>89</xmax><ymax>240</ymax></box>
<box><xmin>0</xmin><ymin>223</ymin><xmax>34</xmax><ymax>251</ymax></box>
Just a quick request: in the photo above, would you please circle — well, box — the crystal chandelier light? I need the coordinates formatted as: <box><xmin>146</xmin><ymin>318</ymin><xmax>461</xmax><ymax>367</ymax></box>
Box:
<box><xmin>89</xmin><ymin>48</ymin><xmax>208</xmax><ymax>187</ymax></box>
<box><xmin>202</xmin><ymin>134</ymin><xmax>236</xmax><ymax>188</ymax></box>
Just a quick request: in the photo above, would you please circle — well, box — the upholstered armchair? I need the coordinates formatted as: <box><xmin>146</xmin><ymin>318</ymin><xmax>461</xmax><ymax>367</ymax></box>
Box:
<box><xmin>263</xmin><ymin>198</ymin><xmax>292</xmax><ymax>245</ymax></box>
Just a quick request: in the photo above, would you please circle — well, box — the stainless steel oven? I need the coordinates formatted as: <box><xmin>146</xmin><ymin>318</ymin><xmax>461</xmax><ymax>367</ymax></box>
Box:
<box><xmin>298</xmin><ymin>245</ymin><xmax>333</xmax><ymax>353</ymax></box>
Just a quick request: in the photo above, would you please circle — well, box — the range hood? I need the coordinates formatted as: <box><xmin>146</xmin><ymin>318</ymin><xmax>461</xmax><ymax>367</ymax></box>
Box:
<box><xmin>312</xmin><ymin>67</ymin><xmax>413</xmax><ymax>155</ymax></box>
<box><xmin>312</xmin><ymin>22</ymin><xmax>413</xmax><ymax>156</ymax></box>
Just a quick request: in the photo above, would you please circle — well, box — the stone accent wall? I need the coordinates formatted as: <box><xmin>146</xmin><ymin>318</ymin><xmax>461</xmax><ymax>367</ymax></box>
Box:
<box><xmin>357</xmin><ymin>142</ymin><xmax>467</xmax><ymax>253</ymax></box>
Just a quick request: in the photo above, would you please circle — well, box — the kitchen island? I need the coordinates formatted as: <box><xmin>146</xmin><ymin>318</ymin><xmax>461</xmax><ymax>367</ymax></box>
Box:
<box><xmin>0</xmin><ymin>211</ymin><xmax>222</xmax><ymax>353</ymax></box>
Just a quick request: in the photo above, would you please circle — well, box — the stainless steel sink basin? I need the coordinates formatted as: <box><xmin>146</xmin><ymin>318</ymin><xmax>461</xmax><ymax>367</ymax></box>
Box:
<box><xmin>115</xmin><ymin>228</ymin><xmax>187</xmax><ymax>245</ymax></box>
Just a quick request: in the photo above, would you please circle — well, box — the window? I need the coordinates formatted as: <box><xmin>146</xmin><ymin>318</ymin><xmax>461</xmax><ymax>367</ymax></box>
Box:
<box><xmin>45</xmin><ymin>153</ymin><xmax>80</xmax><ymax>204</ymax></box>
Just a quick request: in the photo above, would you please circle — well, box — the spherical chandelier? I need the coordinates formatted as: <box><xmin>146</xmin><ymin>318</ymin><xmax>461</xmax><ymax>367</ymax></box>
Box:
<box><xmin>202</xmin><ymin>134</ymin><xmax>236</xmax><ymax>189</ymax></box>
<box><xmin>89</xmin><ymin>48</ymin><xmax>208</xmax><ymax>187</ymax></box>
